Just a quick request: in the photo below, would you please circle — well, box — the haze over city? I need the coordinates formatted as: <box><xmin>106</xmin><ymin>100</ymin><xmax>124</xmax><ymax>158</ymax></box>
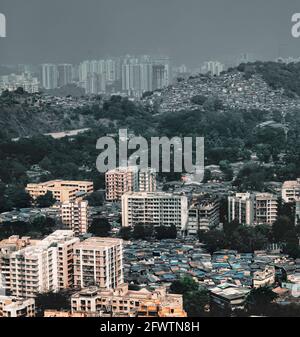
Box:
<box><xmin>1</xmin><ymin>0</ymin><xmax>300</xmax><ymax>66</ymax></box>
<box><xmin>1</xmin><ymin>0</ymin><xmax>300</xmax><ymax>323</ymax></box>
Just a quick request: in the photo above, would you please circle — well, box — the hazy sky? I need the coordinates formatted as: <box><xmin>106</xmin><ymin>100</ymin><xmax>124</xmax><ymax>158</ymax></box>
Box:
<box><xmin>1</xmin><ymin>0</ymin><xmax>300</xmax><ymax>66</ymax></box>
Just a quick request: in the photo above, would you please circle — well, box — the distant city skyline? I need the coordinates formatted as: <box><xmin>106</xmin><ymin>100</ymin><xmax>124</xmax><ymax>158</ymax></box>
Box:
<box><xmin>0</xmin><ymin>55</ymin><xmax>230</xmax><ymax>97</ymax></box>
<box><xmin>1</xmin><ymin>0</ymin><xmax>300</xmax><ymax>67</ymax></box>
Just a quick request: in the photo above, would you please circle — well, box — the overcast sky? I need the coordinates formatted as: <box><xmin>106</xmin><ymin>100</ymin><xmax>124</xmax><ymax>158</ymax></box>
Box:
<box><xmin>0</xmin><ymin>0</ymin><xmax>300</xmax><ymax>66</ymax></box>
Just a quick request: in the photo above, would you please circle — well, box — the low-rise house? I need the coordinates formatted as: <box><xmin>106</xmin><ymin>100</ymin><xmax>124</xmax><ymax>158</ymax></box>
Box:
<box><xmin>71</xmin><ymin>283</ymin><xmax>186</xmax><ymax>317</ymax></box>
<box><xmin>253</xmin><ymin>266</ymin><xmax>275</xmax><ymax>288</ymax></box>
<box><xmin>0</xmin><ymin>296</ymin><xmax>35</xmax><ymax>317</ymax></box>
<box><xmin>209</xmin><ymin>283</ymin><xmax>251</xmax><ymax>311</ymax></box>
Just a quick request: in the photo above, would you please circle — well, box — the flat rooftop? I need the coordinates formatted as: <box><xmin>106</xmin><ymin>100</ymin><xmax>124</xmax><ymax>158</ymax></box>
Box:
<box><xmin>74</xmin><ymin>237</ymin><xmax>123</xmax><ymax>249</ymax></box>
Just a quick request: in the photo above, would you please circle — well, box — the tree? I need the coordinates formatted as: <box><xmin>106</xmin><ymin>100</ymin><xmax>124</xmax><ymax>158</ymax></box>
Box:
<box><xmin>0</xmin><ymin>221</ymin><xmax>29</xmax><ymax>240</ymax></box>
<box><xmin>89</xmin><ymin>218</ymin><xmax>111</xmax><ymax>237</ymax></box>
<box><xmin>219</xmin><ymin>160</ymin><xmax>233</xmax><ymax>181</ymax></box>
<box><xmin>170</xmin><ymin>276</ymin><xmax>210</xmax><ymax>317</ymax></box>
<box><xmin>7</xmin><ymin>187</ymin><xmax>32</xmax><ymax>209</ymax></box>
<box><xmin>190</xmin><ymin>95</ymin><xmax>207</xmax><ymax>105</ymax></box>
<box><xmin>246</xmin><ymin>287</ymin><xmax>278</xmax><ymax>316</ymax></box>
<box><xmin>223</xmin><ymin>220</ymin><xmax>240</xmax><ymax>235</ymax></box>
<box><xmin>30</xmin><ymin>216</ymin><xmax>56</xmax><ymax>237</ymax></box>
<box><xmin>201</xmin><ymin>230</ymin><xmax>227</xmax><ymax>254</ymax></box>
<box><xmin>132</xmin><ymin>223</ymin><xmax>153</xmax><ymax>240</ymax></box>
<box><xmin>234</xmin><ymin>163</ymin><xmax>267</xmax><ymax>191</ymax></box>
<box><xmin>84</xmin><ymin>191</ymin><xmax>104</xmax><ymax>206</ymax></box>
<box><xmin>170</xmin><ymin>276</ymin><xmax>199</xmax><ymax>295</ymax></box>
<box><xmin>183</xmin><ymin>289</ymin><xmax>210</xmax><ymax>317</ymax></box>
<box><xmin>272</xmin><ymin>216</ymin><xmax>295</xmax><ymax>243</ymax></box>
<box><xmin>155</xmin><ymin>225</ymin><xmax>177</xmax><ymax>240</ymax></box>
<box><xmin>202</xmin><ymin>169</ymin><xmax>212</xmax><ymax>183</ymax></box>
<box><xmin>35</xmin><ymin>191</ymin><xmax>56</xmax><ymax>208</ymax></box>
<box><xmin>119</xmin><ymin>227</ymin><xmax>132</xmax><ymax>240</ymax></box>
<box><xmin>35</xmin><ymin>290</ymin><xmax>71</xmax><ymax>317</ymax></box>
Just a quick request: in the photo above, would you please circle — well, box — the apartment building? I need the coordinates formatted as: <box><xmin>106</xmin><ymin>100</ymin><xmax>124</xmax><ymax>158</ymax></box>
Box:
<box><xmin>9</xmin><ymin>231</ymin><xmax>79</xmax><ymax>298</ymax></box>
<box><xmin>282</xmin><ymin>178</ymin><xmax>300</xmax><ymax>203</ymax></box>
<box><xmin>0</xmin><ymin>296</ymin><xmax>35</xmax><ymax>317</ymax></box>
<box><xmin>0</xmin><ymin>236</ymin><xmax>39</xmax><ymax>295</ymax></box>
<box><xmin>255</xmin><ymin>193</ymin><xmax>278</xmax><ymax>225</ymax></box>
<box><xmin>121</xmin><ymin>192</ymin><xmax>188</xmax><ymax>232</ymax></box>
<box><xmin>73</xmin><ymin>237</ymin><xmax>124</xmax><ymax>289</ymax></box>
<box><xmin>228</xmin><ymin>192</ymin><xmax>255</xmax><ymax>225</ymax></box>
<box><xmin>105</xmin><ymin>166</ymin><xmax>139</xmax><ymax>201</ymax></box>
<box><xmin>138</xmin><ymin>168</ymin><xmax>156</xmax><ymax>192</ymax></box>
<box><xmin>60</xmin><ymin>200</ymin><xmax>90</xmax><ymax>236</ymax></box>
<box><xmin>71</xmin><ymin>283</ymin><xmax>186</xmax><ymax>317</ymax></box>
<box><xmin>26</xmin><ymin>180</ymin><xmax>94</xmax><ymax>203</ymax></box>
<box><xmin>188</xmin><ymin>195</ymin><xmax>220</xmax><ymax>234</ymax></box>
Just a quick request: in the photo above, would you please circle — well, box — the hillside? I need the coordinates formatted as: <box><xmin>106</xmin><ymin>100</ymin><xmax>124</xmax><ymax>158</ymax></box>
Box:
<box><xmin>2</xmin><ymin>62</ymin><xmax>300</xmax><ymax>139</ymax></box>
<box><xmin>0</xmin><ymin>90</ymin><xmax>98</xmax><ymax>138</ymax></box>
<box><xmin>143</xmin><ymin>62</ymin><xmax>300</xmax><ymax>114</ymax></box>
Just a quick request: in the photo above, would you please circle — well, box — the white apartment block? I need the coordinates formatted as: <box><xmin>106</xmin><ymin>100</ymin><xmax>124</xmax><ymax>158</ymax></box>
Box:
<box><xmin>282</xmin><ymin>178</ymin><xmax>300</xmax><ymax>203</ymax></box>
<box><xmin>105</xmin><ymin>166</ymin><xmax>139</xmax><ymax>201</ymax></box>
<box><xmin>255</xmin><ymin>193</ymin><xmax>278</xmax><ymax>225</ymax></box>
<box><xmin>121</xmin><ymin>192</ymin><xmax>188</xmax><ymax>232</ymax></box>
<box><xmin>8</xmin><ymin>231</ymin><xmax>79</xmax><ymax>298</ymax></box>
<box><xmin>228</xmin><ymin>193</ymin><xmax>255</xmax><ymax>226</ymax></box>
<box><xmin>0</xmin><ymin>296</ymin><xmax>35</xmax><ymax>317</ymax></box>
<box><xmin>41</xmin><ymin>64</ymin><xmax>58</xmax><ymax>89</ymax></box>
<box><xmin>0</xmin><ymin>73</ymin><xmax>39</xmax><ymax>94</ymax></box>
<box><xmin>228</xmin><ymin>192</ymin><xmax>278</xmax><ymax>226</ymax></box>
<box><xmin>60</xmin><ymin>200</ymin><xmax>90</xmax><ymax>236</ymax></box>
<box><xmin>73</xmin><ymin>237</ymin><xmax>124</xmax><ymax>289</ymax></box>
<box><xmin>201</xmin><ymin>61</ymin><xmax>224</xmax><ymax>76</ymax></box>
<box><xmin>138</xmin><ymin>168</ymin><xmax>157</xmax><ymax>192</ymax></box>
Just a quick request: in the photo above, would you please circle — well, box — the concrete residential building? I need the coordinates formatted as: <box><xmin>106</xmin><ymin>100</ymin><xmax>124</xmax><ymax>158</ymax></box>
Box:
<box><xmin>0</xmin><ymin>72</ymin><xmax>39</xmax><ymax>94</ymax></box>
<box><xmin>0</xmin><ymin>236</ymin><xmax>39</xmax><ymax>295</ymax></box>
<box><xmin>188</xmin><ymin>195</ymin><xmax>220</xmax><ymax>234</ymax></box>
<box><xmin>228</xmin><ymin>193</ymin><xmax>255</xmax><ymax>225</ymax></box>
<box><xmin>41</xmin><ymin>64</ymin><xmax>58</xmax><ymax>89</ymax></box>
<box><xmin>105</xmin><ymin>166</ymin><xmax>139</xmax><ymax>201</ymax></box>
<box><xmin>73</xmin><ymin>237</ymin><xmax>124</xmax><ymax>289</ymax></box>
<box><xmin>282</xmin><ymin>178</ymin><xmax>300</xmax><ymax>203</ymax></box>
<box><xmin>138</xmin><ymin>168</ymin><xmax>157</xmax><ymax>192</ymax></box>
<box><xmin>253</xmin><ymin>266</ymin><xmax>275</xmax><ymax>288</ymax></box>
<box><xmin>255</xmin><ymin>193</ymin><xmax>278</xmax><ymax>225</ymax></box>
<box><xmin>85</xmin><ymin>72</ymin><xmax>106</xmax><ymax>94</ymax></box>
<box><xmin>228</xmin><ymin>192</ymin><xmax>278</xmax><ymax>226</ymax></box>
<box><xmin>71</xmin><ymin>283</ymin><xmax>186</xmax><ymax>317</ymax></box>
<box><xmin>209</xmin><ymin>283</ymin><xmax>251</xmax><ymax>312</ymax></box>
<box><xmin>152</xmin><ymin>64</ymin><xmax>166</xmax><ymax>90</ymax></box>
<box><xmin>121</xmin><ymin>192</ymin><xmax>188</xmax><ymax>232</ymax></box>
<box><xmin>57</xmin><ymin>64</ymin><xmax>73</xmax><ymax>87</ymax></box>
<box><xmin>0</xmin><ymin>296</ymin><xmax>35</xmax><ymax>317</ymax></box>
<box><xmin>9</xmin><ymin>231</ymin><xmax>79</xmax><ymax>298</ymax></box>
<box><xmin>26</xmin><ymin>180</ymin><xmax>93</xmax><ymax>202</ymax></box>
<box><xmin>60</xmin><ymin>200</ymin><xmax>90</xmax><ymax>236</ymax></box>
<box><xmin>201</xmin><ymin>61</ymin><xmax>224</xmax><ymax>76</ymax></box>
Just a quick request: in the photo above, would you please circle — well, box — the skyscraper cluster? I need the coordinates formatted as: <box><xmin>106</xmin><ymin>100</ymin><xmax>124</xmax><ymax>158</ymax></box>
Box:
<box><xmin>36</xmin><ymin>55</ymin><xmax>171</xmax><ymax>96</ymax></box>
<box><xmin>201</xmin><ymin>61</ymin><xmax>225</xmax><ymax>76</ymax></box>
<box><xmin>121</xmin><ymin>55</ymin><xmax>171</xmax><ymax>97</ymax></box>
